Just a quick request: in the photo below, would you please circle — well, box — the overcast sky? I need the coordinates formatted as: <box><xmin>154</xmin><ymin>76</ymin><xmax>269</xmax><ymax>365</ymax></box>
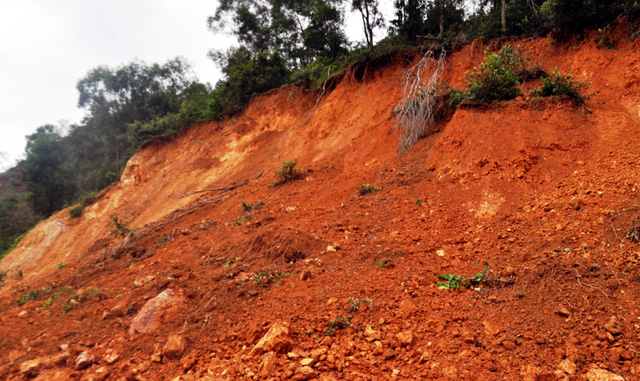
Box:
<box><xmin>0</xmin><ymin>1</ymin><xmax>394</xmax><ymax>172</ymax></box>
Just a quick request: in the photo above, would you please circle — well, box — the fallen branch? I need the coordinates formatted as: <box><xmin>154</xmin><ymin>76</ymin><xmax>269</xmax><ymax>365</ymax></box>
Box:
<box><xmin>177</xmin><ymin>171</ymin><xmax>265</xmax><ymax>198</ymax></box>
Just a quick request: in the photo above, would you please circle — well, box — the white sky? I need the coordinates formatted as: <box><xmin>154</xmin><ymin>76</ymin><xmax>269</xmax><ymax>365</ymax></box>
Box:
<box><xmin>0</xmin><ymin>1</ymin><xmax>394</xmax><ymax>172</ymax></box>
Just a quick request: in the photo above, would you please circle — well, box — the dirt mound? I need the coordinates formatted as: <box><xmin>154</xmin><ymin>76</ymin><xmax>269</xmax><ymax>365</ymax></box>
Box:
<box><xmin>2</xmin><ymin>22</ymin><xmax>640</xmax><ymax>380</ymax></box>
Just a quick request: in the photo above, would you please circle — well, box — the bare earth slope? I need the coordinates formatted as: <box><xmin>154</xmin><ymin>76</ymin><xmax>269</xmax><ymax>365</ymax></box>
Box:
<box><xmin>2</xmin><ymin>25</ymin><xmax>640</xmax><ymax>380</ymax></box>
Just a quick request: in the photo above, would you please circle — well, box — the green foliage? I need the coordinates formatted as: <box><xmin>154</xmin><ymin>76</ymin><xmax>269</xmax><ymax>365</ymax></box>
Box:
<box><xmin>252</xmin><ymin>270</ymin><xmax>290</xmax><ymax>285</ymax></box>
<box><xmin>596</xmin><ymin>26</ymin><xmax>617</xmax><ymax>49</ymax></box>
<box><xmin>357</xmin><ymin>183</ymin><xmax>379</xmax><ymax>195</ymax></box>
<box><xmin>57</xmin><ymin>263</ymin><xmax>69</xmax><ymax>269</ymax></box>
<box><xmin>69</xmin><ymin>206</ymin><xmax>83</xmax><ymax>218</ymax></box>
<box><xmin>324</xmin><ymin>316</ymin><xmax>352</xmax><ymax>336</ymax></box>
<box><xmin>532</xmin><ymin>70</ymin><xmax>590</xmax><ymax>105</ymax></box>
<box><xmin>234</xmin><ymin>215</ymin><xmax>251</xmax><ymax>226</ymax></box>
<box><xmin>274</xmin><ymin>159</ymin><xmax>303</xmax><ymax>185</ymax></box>
<box><xmin>109</xmin><ymin>213</ymin><xmax>135</xmax><ymax>238</ymax></box>
<box><xmin>62</xmin><ymin>287</ymin><xmax>100</xmax><ymax>313</ymax></box>
<box><xmin>16</xmin><ymin>287</ymin><xmax>42</xmax><ymax>306</ymax></box>
<box><xmin>437</xmin><ymin>262</ymin><xmax>491</xmax><ymax>290</ymax></box>
<box><xmin>464</xmin><ymin>46</ymin><xmax>525</xmax><ymax>103</ymax></box>
<box><xmin>0</xmin><ymin>180</ymin><xmax>41</xmax><ymax>259</ymax></box>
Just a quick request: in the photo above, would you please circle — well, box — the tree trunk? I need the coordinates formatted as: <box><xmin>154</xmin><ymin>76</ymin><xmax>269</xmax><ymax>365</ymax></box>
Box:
<box><xmin>501</xmin><ymin>0</ymin><xmax>507</xmax><ymax>36</ymax></box>
<box><xmin>438</xmin><ymin>14</ymin><xmax>444</xmax><ymax>37</ymax></box>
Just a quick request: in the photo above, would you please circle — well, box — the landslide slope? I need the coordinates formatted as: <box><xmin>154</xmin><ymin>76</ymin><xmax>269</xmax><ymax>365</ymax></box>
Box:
<box><xmin>2</xmin><ymin>26</ymin><xmax>640</xmax><ymax>380</ymax></box>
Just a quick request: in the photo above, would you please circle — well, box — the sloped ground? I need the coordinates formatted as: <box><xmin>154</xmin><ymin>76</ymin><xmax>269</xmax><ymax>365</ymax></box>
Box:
<box><xmin>1</xmin><ymin>23</ymin><xmax>640</xmax><ymax>380</ymax></box>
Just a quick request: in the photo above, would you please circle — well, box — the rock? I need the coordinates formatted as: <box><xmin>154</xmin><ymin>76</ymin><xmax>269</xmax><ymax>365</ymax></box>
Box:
<box><xmin>558</xmin><ymin>359</ymin><xmax>576</xmax><ymax>375</ymax></box>
<box><xmin>326</xmin><ymin>245</ymin><xmax>337</xmax><ymax>252</ymax></box>
<box><xmin>91</xmin><ymin>366</ymin><xmax>110</xmax><ymax>381</ymax></box>
<box><xmin>292</xmin><ymin>365</ymin><xmax>316</xmax><ymax>381</ymax></box>
<box><xmin>20</xmin><ymin>359</ymin><xmax>43</xmax><ymax>377</ymax></box>
<box><xmin>610</xmin><ymin>347</ymin><xmax>634</xmax><ymax>362</ymax></box>
<box><xmin>395</xmin><ymin>331</ymin><xmax>413</xmax><ymax>346</ymax></box>
<box><xmin>128</xmin><ymin>289</ymin><xmax>187</xmax><ymax>336</ymax></box>
<box><xmin>300</xmin><ymin>358</ymin><xmax>314</xmax><ymax>366</ymax></box>
<box><xmin>604</xmin><ymin>317</ymin><xmax>623</xmax><ymax>336</ymax></box>
<box><xmin>251</xmin><ymin>321</ymin><xmax>293</xmax><ymax>356</ymax></box>
<box><xmin>103</xmin><ymin>348</ymin><xmax>120</xmax><ymax>364</ymax></box>
<box><xmin>310</xmin><ymin>347</ymin><xmax>327</xmax><ymax>360</ymax></box>
<box><xmin>163</xmin><ymin>334</ymin><xmax>187</xmax><ymax>359</ymax></box>
<box><xmin>364</xmin><ymin>325</ymin><xmax>381</xmax><ymax>341</ymax></box>
<box><xmin>75</xmin><ymin>351</ymin><xmax>95</xmax><ymax>370</ymax></box>
<box><xmin>398</xmin><ymin>299</ymin><xmax>418</xmax><ymax>316</ymax></box>
<box><xmin>8</xmin><ymin>349</ymin><xmax>27</xmax><ymax>362</ymax></box>
<box><xmin>483</xmin><ymin>320</ymin><xmax>502</xmax><ymax>336</ymax></box>
<box><xmin>109</xmin><ymin>299</ymin><xmax>129</xmax><ymax>318</ymax></box>
<box><xmin>502</xmin><ymin>340</ymin><xmax>517</xmax><ymax>350</ymax></box>
<box><xmin>557</xmin><ymin>307</ymin><xmax>571</xmax><ymax>317</ymax></box>
<box><xmin>18</xmin><ymin>310</ymin><xmax>28</xmax><ymax>317</ymax></box>
<box><xmin>257</xmin><ymin>351</ymin><xmax>277</xmax><ymax>377</ymax></box>
<box><xmin>584</xmin><ymin>366</ymin><xmax>625</xmax><ymax>380</ymax></box>
<box><xmin>299</xmin><ymin>269</ymin><xmax>312</xmax><ymax>281</ymax></box>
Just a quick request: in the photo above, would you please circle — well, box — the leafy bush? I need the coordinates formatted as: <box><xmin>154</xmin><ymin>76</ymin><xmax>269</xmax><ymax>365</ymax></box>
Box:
<box><xmin>274</xmin><ymin>159</ymin><xmax>303</xmax><ymax>185</ymax></box>
<box><xmin>109</xmin><ymin>213</ymin><xmax>136</xmax><ymax>238</ymax></box>
<box><xmin>357</xmin><ymin>183</ymin><xmax>379</xmax><ymax>195</ymax></box>
<box><xmin>437</xmin><ymin>262</ymin><xmax>491</xmax><ymax>290</ymax></box>
<box><xmin>532</xmin><ymin>70</ymin><xmax>590</xmax><ymax>105</ymax></box>
<box><xmin>69</xmin><ymin>206</ymin><xmax>83</xmax><ymax>218</ymax></box>
<box><xmin>464</xmin><ymin>46</ymin><xmax>525</xmax><ymax>103</ymax></box>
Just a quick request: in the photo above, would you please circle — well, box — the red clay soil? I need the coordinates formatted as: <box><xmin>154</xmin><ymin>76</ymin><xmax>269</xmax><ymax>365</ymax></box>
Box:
<box><xmin>2</xmin><ymin>22</ymin><xmax>640</xmax><ymax>380</ymax></box>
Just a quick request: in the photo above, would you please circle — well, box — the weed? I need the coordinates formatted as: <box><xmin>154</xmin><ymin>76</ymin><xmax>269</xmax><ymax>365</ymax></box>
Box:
<box><xmin>629</xmin><ymin>26</ymin><xmax>640</xmax><ymax>42</ymax></box>
<box><xmin>241</xmin><ymin>200</ymin><xmax>262</xmax><ymax>213</ymax></box>
<box><xmin>517</xmin><ymin>291</ymin><xmax>526</xmax><ymax>298</ymax></box>
<box><xmin>16</xmin><ymin>287</ymin><xmax>42</xmax><ymax>306</ymax></box>
<box><xmin>62</xmin><ymin>287</ymin><xmax>100</xmax><ymax>313</ymax></box>
<box><xmin>57</xmin><ymin>263</ymin><xmax>69</xmax><ymax>270</ymax></box>
<box><xmin>596</xmin><ymin>26</ymin><xmax>616</xmax><ymax>49</ymax></box>
<box><xmin>69</xmin><ymin>206</ymin><xmax>83</xmax><ymax>218</ymax></box>
<box><xmin>109</xmin><ymin>213</ymin><xmax>136</xmax><ymax>238</ymax></box>
<box><xmin>357</xmin><ymin>183</ymin><xmax>378</xmax><ymax>195</ymax></box>
<box><xmin>155</xmin><ymin>235</ymin><xmax>173</xmax><ymax>245</ymax></box>
<box><xmin>377</xmin><ymin>260</ymin><xmax>388</xmax><ymax>269</ymax></box>
<box><xmin>253</xmin><ymin>270</ymin><xmax>290</xmax><ymax>285</ymax></box>
<box><xmin>463</xmin><ymin>46</ymin><xmax>526</xmax><ymax>103</ymax></box>
<box><xmin>39</xmin><ymin>298</ymin><xmax>53</xmax><ymax>311</ymax></box>
<box><xmin>627</xmin><ymin>217</ymin><xmax>640</xmax><ymax>242</ymax></box>
<box><xmin>415</xmin><ymin>199</ymin><xmax>423</xmax><ymax>205</ymax></box>
<box><xmin>234</xmin><ymin>215</ymin><xmax>251</xmax><ymax>226</ymax></box>
<box><xmin>437</xmin><ymin>262</ymin><xmax>492</xmax><ymax>290</ymax></box>
<box><xmin>348</xmin><ymin>297</ymin><xmax>361</xmax><ymax>312</ymax></box>
<box><xmin>274</xmin><ymin>159</ymin><xmax>303</xmax><ymax>185</ymax></box>
<box><xmin>532</xmin><ymin>69</ymin><xmax>590</xmax><ymax>106</ymax></box>
<box><xmin>324</xmin><ymin>316</ymin><xmax>352</xmax><ymax>336</ymax></box>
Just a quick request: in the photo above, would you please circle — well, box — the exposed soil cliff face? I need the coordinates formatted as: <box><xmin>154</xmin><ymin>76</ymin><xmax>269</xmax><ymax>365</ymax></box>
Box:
<box><xmin>2</xmin><ymin>25</ymin><xmax>640</xmax><ymax>380</ymax></box>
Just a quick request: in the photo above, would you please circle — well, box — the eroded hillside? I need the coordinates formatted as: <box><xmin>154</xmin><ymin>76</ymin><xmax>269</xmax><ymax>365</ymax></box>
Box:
<box><xmin>2</xmin><ymin>25</ymin><xmax>640</xmax><ymax>380</ymax></box>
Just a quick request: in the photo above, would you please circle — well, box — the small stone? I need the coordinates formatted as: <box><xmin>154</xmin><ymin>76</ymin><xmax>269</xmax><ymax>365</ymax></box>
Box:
<box><xmin>18</xmin><ymin>310</ymin><xmax>28</xmax><ymax>317</ymax></box>
<box><xmin>257</xmin><ymin>351</ymin><xmax>277</xmax><ymax>377</ymax></box>
<box><xmin>364</xmin><ymin>325</ymin><xmax>381</xmax><ymax>341</ymax></box>
<box><xmin>20</xmin><ymin>359</ymin><xmax>43</xmax><ymax>377</ymax></box>
<box><xmin>129</xmin><ymin>289</ymin><xmax>187</xmax><ymax>336</ymax></box>
<box><xmin>502</xmin><ymin>340</ymin><xmax>517</xmax><ymax>350</ymax></box>
<box><xmin>151</xmin><ymin>354</ymin><xmax>162</xmax><ymax>363</ymax></box>
<box><xmin>299</xmin><ymin>269</ymin><xmax>312</xmax><ymax>281</ymax></box>
<box><xmin>251</xmin><ymin>321</ymin><xmax>293</xmax><ymax>356</ymax></box>
<box><xmin>293</xmin><ymin>365</ymin><xmax>317</xmax><ymax>381</ymax></box>
<box><xmin>163</xmin><ymin>334</ymin><xmax>187</xmax><ymax>359</ymax></box>
<box><xmin>75</xmin><ymin>351</ymin><xmax>95</xmax><ymax>370</ymax></box>
<box><xmin>103</xmin><ymin>348</ymin><xmax>120</xmax><ymax>364</ymax></box>
<box><xmin>92</xmin><ymin>366</ymin><xmax>110</xmax><ymax>381</ymax></box>
<box><xmin>557</xmin><ymin>307</ymin><xmax>571</xmax><ymax>317</ymax></box>
<box><xmin>558</xmin><ymin>359</ymin><xmax>576</xmax><ymax>375</ymax></box>
<box><xmin>392</xmin><ymin>369</ymin><xmax>401</xmax><ymax>377</ymax></box>
<box><xmin>396</xmin><ymin>331</ymin><xmax>414</xmax><ymax>346</ymax></box>
<box><xmin>584</xmin><ymin>366</ymin><xmax>625</xmax><ymax>381</ymax></box>
<box><xmin>59</xmin><ymin>344</ymin><xmax>70</xmax><ymax>352</ymax></box>
<box><xmin>300</xmin><ymin>358</ymin><xmax>314</xmax><ymax>366</ymax></box>
<box><xmin>604</xmin><ymin>317</ymin><xmax>623</xmax><ymax>335</ymax></box>
<box><xmin>326</xmin><ymin>246</ymin><xmax>336</xmax><ymax>252</ymax></box>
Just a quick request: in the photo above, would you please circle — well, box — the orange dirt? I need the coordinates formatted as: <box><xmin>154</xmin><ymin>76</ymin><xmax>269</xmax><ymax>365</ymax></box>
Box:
<box><xmin>2</xmin><ymin>23</ymin><xmax>640</xmax><ymax>380</ymax></box>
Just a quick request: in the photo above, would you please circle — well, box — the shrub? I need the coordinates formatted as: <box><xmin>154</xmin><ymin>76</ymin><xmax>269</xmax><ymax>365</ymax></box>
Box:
<box><xmin>274</xmin><ymin>159</ymin><xmax>303</xmax><ymax>185</ymax></box>
<box><xmin>109</xmin><ymin>213</ymin><xmax>135</xmax><ymax>238</ymax></box>
<box><xmin>241</xmin><ymin>200</ymin><xmax>262</xmax><ymax>213</ymax></box>
<box><xmin>532</xmin><ymin>70</ymin><xmax>590</xmax><ymax>106</ymax></box>
<box><xmin>464</xmin><ymin>46</ymin><xmax>525</xmax><ymax>103</ymax></box>
<box><xmin>69</xmin><ymin>206</ymin><xmax>83</xmax><ymax>218</ymax></box>
<box><xmin>357</xmin><ymin>183</ymin><xmax>379</xmax><ymax>195</ymax></box>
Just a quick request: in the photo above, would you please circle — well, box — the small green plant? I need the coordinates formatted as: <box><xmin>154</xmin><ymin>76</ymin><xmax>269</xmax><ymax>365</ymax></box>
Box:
<box><xmin>532</xmin><ymin>70</ymin><xmax>590</xmax><ymax>106</ymax></box>
<box><xmin>155</xmin><ymin>235</ymin><xmax>173</xmax><ymax>245</ymax></box>
<box><xmin>357</xmin><ymin>183</ymin><xmax>378</xmax><ymax>195</ymax></box>
<box><xmin>596</xmin><ymin>26</ymin><xmax>616</xmax><ymax>50</ymax></box>
<box><xmin>39</xmin><ymin>298</ymin><xmax>53</xmax><ymax>311</ymax></box>
<box><xmin>415</xmin><ymin>199</ymin><xmax>423</xmax><ymax>205</ymax></box>
<box><xmin>517</xmin><ymin>291</ymin><xmax>526</xmax><ymax>298</ymax></box>
<box><xmin>627</xmin><ymin>217</ymin><xmax>640</xmax><ymax>242</ymax></box>
<box><xmin>348</xmin><ymin>296</ymin><xmax>361</xmax><ymax>312</ymax></box>
<box><xmin>324</xmin><ymin>316</ymin><xmax>352</xmax><ymax>336</ymax></box>
<box><xmin>241</xmin><ymin>200</ymin><xmax>262</xmax><ymax>213</ymax></box>
<box><xmin>234</xmin><ymin>215</ymin><xmax>251</xmax><ymax>226</ymax></box>
<box><xmin>274</xmin><ymin>159</ymin><xmax>303</xmax><ymax>185</ymax></box>
<box><xmin>629</xmin><ymin>26</ymin><xmax>640</xmax><ymax>42</ymax></box>
<box><xmin>57</xmin><ymin>263</ymin><xmax>69</xmax><ymax>270</ymax></box>
<box><xmin>437</xmin><ymin>262</ymin><xmax>492</xmax><ymax>290</ymax></box>
<box><xmin>253</xmin><ymin>270</ymin><xmax>290</xmax><ymax>285</ymax></box>
<box><xmin>463</xmin><ymin>46</ymin><xmax>526</xmax><ymax>103</ymax></box>
<box><xmin>16</xmin><ymin>288</ymin><xmax>42</xmax><ymax>306</ymax></box>
<box><xmin>69</xmin><ymin>206</ymin><xmax>84</xmax><ymax>218</ymax></box>
<box><xmin>109</xmin><ymin>213</ymin><xmax>136</xmax><ymax>238</ymax></box>
<box><xmin>377</xmin><ymin>260</ymin><xmax>388</xmax><ymax>269</ymax></box>
<box><xmin>62</xmin><ymin>287</ymin><xmax>100</xmax><ymax>313</ymax></box>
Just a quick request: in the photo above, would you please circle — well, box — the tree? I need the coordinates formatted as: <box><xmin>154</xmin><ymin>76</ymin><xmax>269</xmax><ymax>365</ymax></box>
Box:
<box><xmin>424</xmin><ymin>0</ymin><xmax>465</xmax><ymax>39</ymax></box>
<box><xmin>21</xmin><ymin>125</ymin><xmax>74</xmax><ymax>216</ymax></box>
<box><xmin>390</xmin><ymin>0</ymin><xmax>427</xmax><ymax>43</ymax></box>
<box><xmin>351</xmin><ymin>0</ymin><xmax>384</xmax><ymax>50</ymax></box>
